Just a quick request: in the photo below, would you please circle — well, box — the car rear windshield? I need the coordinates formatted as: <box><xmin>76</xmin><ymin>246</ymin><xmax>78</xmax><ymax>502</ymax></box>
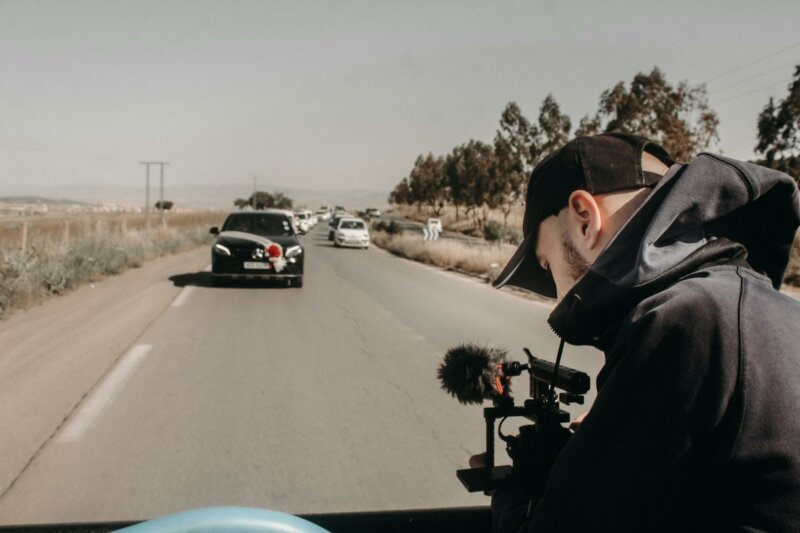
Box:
<box><xmin>222</xmin><ymin>214</ymin><xmax>294</xmax><ymax>236</ymax></box>
<box><xmin>340</xmin><ymin>221</ymin><xmax>365</xmax><ymax>230</ymax></box>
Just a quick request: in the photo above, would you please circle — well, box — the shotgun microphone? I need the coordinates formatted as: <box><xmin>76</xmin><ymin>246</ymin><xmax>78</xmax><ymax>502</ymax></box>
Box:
<box><xmin>437</xmin><ymin>343</ymin><xmax>511</xmax><ymax>405</ymax></box>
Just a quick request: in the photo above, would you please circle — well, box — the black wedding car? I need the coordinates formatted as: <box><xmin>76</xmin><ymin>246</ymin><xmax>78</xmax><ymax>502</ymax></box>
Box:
<box><xmin>209</xmin><ymin>211</ymin><xmax>304</xmax><ymax>287</ymax></box>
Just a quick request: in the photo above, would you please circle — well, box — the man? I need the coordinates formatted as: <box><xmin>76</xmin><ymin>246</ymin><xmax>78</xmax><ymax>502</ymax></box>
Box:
<box><xmin>487</xmin><ymin>133</ymin><xmax>800</xmax><ymax>531</ymax></box>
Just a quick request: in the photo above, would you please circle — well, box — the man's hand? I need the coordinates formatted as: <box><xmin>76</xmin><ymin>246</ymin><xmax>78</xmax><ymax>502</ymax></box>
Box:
<box><xmin>469</xmin><ymin>452</ymin><xmax>489</xmax><ymax>469</ymax></box>
<box><xmin>569</xmin><ymin>411</ymin><xmax>589</xmax><ymax>431</ymax></box>
<box><xmin>468</xmin><ymin>453</ymin><xmax>496</xmax><ymax>496</ymax></box>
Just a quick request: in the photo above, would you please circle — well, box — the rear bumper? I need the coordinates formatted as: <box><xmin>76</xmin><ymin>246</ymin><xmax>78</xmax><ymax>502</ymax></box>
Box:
<box><xmin>211</xmin><ymin>273</ymin><xmax>301</xmax><ymax>280</ymax></box>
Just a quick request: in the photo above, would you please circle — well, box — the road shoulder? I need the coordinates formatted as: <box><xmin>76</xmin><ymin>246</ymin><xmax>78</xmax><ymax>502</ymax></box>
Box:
<box><xmin>0</xmin><ymin>246</ymin><xmax>209</xmax><ymax>497</ymax></box>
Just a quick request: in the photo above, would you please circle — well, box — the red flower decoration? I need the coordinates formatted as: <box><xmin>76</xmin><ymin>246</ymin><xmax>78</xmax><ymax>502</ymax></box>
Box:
<box><xmin>267</xmin><ymin>244</ymin><xmax>282</xmax><ymax>258</ymax></box>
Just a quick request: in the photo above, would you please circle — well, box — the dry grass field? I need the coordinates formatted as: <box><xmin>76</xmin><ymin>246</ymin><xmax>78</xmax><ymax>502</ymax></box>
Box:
<box><xmin>0</xmin><ymin>211</ymin><xmax>225</xmax><ymax>319</ymax></box>
<box><xmin>371</xmin><ymin>230</ymin><xmax>515</xmax><ymax>280</ymax></box>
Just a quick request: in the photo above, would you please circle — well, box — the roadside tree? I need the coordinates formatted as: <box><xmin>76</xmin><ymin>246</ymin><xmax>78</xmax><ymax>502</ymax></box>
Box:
<box><xmin>388</xmin><ymin>178</ymin><xmax>412</xmax><ymax>205</ymax></box>
<box><xmin>250</xmin><ymin>191</ymin><xmax>274</xmax><ymax>209</ymax></box>
<box><xmin>408</xmin><ymin>153</ymin><xmax>448</xmax><ymax>216</ymax></box>
<box><xmin>756</xmin><ymin>65</ymin><xmax>800</xmax><ymax>182</ymax></box>
<box><xmin>575</xmin><ymin>67</ymin><xmax>719</xmax><ymax>162</ymax></box>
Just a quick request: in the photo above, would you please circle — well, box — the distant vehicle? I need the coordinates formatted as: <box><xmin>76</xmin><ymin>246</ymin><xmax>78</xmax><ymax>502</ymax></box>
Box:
<box><xmin>328</xmin><ymin>213</ymin><xmax>349</xmax><ymax>240</ymax></box>
<box><xmin>334</xmin><ymin>217</ymin><xmax>370</xmax><ymax>249</ymax></box>
<box><xmin>294</xmin><ymin>211</ymin><xmax>310</xmax><ymax>234</ymax></box>
<box><xmin>365</xmin><ymin>208</ymin><xmax>381</xmax><ymax>218</ymax></box>
<box><xmin>303</xmin><ymin>210</ymin><xmax>317</xmax><ymax>227</ymax></box>
<box><xmin>209</xmin><ymin>212</ymin><xmax>304</xmax><ymax>287</ymax></box>
<box><xmin>315</xmin><ymin>209</ymin><xmax>331</xmax><ymax>221</ymax></box>
<box><xmin>264</xmin><ymin>208</ymin><xmax>300</xmax><ymax>233</ymax></box>
<box><xmin>427</xmin><ymin>218</ymin><xmax>443</xmax><ymax>233</ymax></box>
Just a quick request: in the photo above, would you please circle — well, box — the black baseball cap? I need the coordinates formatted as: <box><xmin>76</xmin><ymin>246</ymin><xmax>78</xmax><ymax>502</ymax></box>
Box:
<box><xmin>492</xmin><ymin>132</ymin><xmax>674</xmax><ymax>297</ymax></box>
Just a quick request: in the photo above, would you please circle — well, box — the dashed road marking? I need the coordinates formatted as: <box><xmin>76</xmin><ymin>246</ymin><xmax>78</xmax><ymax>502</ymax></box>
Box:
<box><xmin>58</xmin><ymin>344</ymin><xmax>153</xmax><ymax>443</ymax></box>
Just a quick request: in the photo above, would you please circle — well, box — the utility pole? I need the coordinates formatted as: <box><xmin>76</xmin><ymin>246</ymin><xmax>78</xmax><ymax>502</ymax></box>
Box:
<box><xmin>140</xmin><ymin>163</ymin><xmax>151</xmax><ymax>225</ymax></box>
<box><xmin>251</xmin><ymin>173</ymin><xmax>258</xmax><ymax>195</ymax></box>
<box><xmin>140</xmin><ymin>161</ymin><xmax>170</xmax><ymax>228</ymax></box>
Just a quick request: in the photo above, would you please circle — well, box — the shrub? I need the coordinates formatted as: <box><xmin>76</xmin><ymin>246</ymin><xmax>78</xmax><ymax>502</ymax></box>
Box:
<box><xmin>505</xmin><ymin>228</ymin><xmax>523</xmax><ymax>245</ymax></box>
<box><xmin>374</xmin><ymin>220</ymin><xmax>401</xmax><ymax>235</ymax></box>
<box><xmin>483</xmin><ymin>220</ymin><xmax>504</xmax><ymax>242</ymax></box>
<box><xmin>483</xmin><ymin>221</ymin><xmax>523</xmax><ymax>245</ymax></box>
<box><xmin>0</xmin><ymin>213</ymin><xmax>222</xmax><ymax>319</ymax></box>
<box><xmin>370</xmin><ymin>230</ymin><xmax>515</xmax><ymax>279</ymax></box>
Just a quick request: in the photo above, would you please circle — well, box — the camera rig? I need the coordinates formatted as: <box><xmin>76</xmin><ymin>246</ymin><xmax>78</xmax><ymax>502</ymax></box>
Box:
<box><xmin>456</xmin><ymin>347</ymin><xmax>590</xmax><ymax>493</ymax></box>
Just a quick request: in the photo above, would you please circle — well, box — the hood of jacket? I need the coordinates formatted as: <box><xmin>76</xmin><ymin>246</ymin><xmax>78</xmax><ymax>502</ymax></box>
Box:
<box><xmin>549</xmin><ymin>153</ymin><xmax>800</xmax><ymax>349</ymax></box>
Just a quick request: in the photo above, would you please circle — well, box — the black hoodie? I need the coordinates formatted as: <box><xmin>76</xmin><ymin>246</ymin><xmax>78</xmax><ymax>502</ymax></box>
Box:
<box><xmin>492</xmin><ymin>154</ymin><xmax>800</xmax><ymax>532</ymax></box>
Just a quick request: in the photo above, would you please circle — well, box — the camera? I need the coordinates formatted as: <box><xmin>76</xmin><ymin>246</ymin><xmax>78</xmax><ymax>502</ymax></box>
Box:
<box><xmin>455</xmin><ymin>348</ymin><xmax>590</xmax><ymax>497</ymax></box>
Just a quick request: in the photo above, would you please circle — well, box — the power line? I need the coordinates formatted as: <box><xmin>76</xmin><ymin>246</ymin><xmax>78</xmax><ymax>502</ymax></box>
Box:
<box><xmin>704</xmin><ymin>41</ymin><xmax>800</xmax><ymax>84</ymax></box>
<box><xmin>716</xmin><ymin>77</ymin><xmax>793</xmax><ymax>105</ymax></box>
<box><xmin>712</xmin><ymin>61</ymin><xmax>798</xmax><ymax>94</ymax></box>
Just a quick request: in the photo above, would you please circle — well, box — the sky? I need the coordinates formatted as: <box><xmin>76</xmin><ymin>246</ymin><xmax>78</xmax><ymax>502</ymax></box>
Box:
<box><xmin>0</xmin><ymin>0</ymin><xmax>798</xmax><ymax>199</ymax></box>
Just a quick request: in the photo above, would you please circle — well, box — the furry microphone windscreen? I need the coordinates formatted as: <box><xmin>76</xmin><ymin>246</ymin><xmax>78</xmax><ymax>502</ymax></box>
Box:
<box><xmin>438</xmin><ymin>343</ymin><xmax>509</xmax><ymax>405</ymax></box>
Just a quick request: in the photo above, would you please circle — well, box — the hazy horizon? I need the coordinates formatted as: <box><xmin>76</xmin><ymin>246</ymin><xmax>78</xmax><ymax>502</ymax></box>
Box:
<box><xmin>1</xmin><ymin>0</ymin><xmax>798</xmax><ymax>202</ymax></box>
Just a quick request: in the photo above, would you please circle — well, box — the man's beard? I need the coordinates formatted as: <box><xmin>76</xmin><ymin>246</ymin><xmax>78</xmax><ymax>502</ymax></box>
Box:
<box><xmin>561</xmin><ymin>224</ymin><xmax>590</xmax><ymax>282</ymax></box>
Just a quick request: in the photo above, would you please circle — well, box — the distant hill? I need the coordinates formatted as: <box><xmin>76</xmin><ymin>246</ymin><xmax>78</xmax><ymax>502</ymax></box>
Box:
<box><xmin>0</xmin><ymin>184</ymin><xmax>390</xmax><ymax>211</ymax></box>
<box><xmin>0</xmin><ymin>196</ymin><xmax>96</xmax><ymax>206</ymax></box>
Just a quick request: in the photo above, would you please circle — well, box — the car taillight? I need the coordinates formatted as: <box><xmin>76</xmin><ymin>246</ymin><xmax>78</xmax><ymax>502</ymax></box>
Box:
<box><xmin>268</xmin><ymin>244</ymin><xmax>282</xmax><ymax>258</ymax></box>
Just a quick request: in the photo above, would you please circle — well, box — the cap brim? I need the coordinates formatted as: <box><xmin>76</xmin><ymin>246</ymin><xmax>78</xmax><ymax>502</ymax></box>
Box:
<box><xmin>492</xmin><ymin>232</ymin><xmax>557</xmax><ymax>298</ymax></box>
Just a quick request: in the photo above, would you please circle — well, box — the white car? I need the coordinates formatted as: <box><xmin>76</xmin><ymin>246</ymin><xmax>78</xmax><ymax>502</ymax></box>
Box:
<box><xmin>304</xmin><ymin>210</ymin><xmax>317</xmax><ymax>227</ymax></box>
<box><xmin>265</xmin><ymin>208</ymin><xmax>299</xmax><ymax>233</ymax></box>
<box><xmin>294</xmin><ymin>211</ymin><xmax>311</xmax><ymax>234</ymax></box>
<box><xmin>334</xmin><ymin>218</ymin><xmax>370</xmax><ymax>249</ymax></box>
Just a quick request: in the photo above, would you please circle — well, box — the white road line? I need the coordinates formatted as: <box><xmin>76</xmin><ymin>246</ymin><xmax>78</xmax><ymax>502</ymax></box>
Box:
<box><xmin>171</xmin><ymin>286</ymin><xmax>195</xmax><ymax>307</ymax></box>
<box><xmin>58</xmin><ymin>344</ymin><xmax>153</xmax><ymax>443</ymax></box>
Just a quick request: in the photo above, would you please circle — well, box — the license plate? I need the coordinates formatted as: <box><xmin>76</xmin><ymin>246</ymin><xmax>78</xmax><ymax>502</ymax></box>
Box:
<box><xmin>243</xmin><ymin>261</ymin><xmax>270</xmax><ymax>270</ymax></box>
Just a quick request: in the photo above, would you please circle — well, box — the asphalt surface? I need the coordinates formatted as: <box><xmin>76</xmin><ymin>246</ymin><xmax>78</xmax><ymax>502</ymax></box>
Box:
<box><xmin>0</xmin><ymin>224</ymin><xmax>603</xmax><ymax>525</ymax></box>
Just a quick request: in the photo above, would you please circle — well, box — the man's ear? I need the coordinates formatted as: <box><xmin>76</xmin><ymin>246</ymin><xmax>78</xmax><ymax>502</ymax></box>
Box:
<box><xmin>566</xmin><ymin>190</ymin><xmax>602</xmax><ymax>250</ymax></box>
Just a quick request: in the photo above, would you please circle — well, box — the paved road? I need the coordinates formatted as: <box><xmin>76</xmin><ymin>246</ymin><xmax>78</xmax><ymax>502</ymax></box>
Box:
<box><xmin>0</xmin><ymin>225</ymin><xmax>602</xmax><ymax>525</ymax></box>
